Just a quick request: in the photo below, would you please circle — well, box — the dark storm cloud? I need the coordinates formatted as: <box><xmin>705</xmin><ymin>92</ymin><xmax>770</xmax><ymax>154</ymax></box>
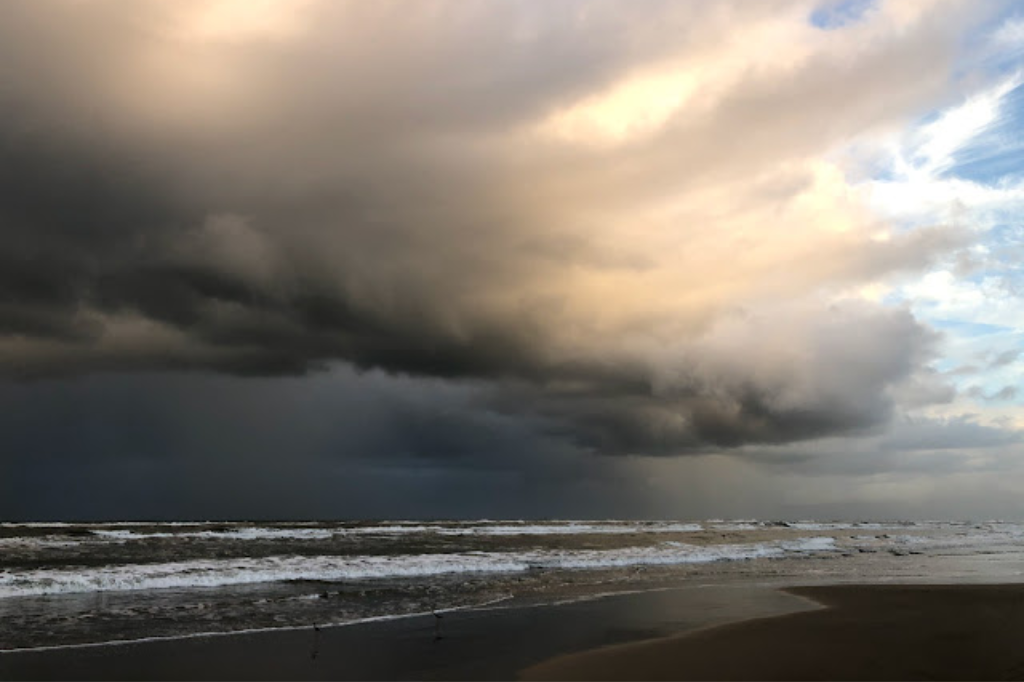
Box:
<box><xmin>515</xmin><ymin>302</ymin><xmax>939</xmax><ymax>454</ymax></box>
<box><xmin>0</xmin><ymin>119</ymin><xmax>198</xmax><ymax>344</ymax></box>
<box><xmin>0</xmin><ymin>368</ymin><xmax>651</xmax><ymax>520</ymax></box>
<box><xmin>0</xmin><ymin>0</ymin><xmax>981</xmax><ymax>453</ymax></box>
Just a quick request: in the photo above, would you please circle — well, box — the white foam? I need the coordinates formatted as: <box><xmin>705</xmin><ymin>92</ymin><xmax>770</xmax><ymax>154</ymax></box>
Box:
<box><xmin>784</xmin><ymin>521</ymin><xmax>893</xmax><ymax>531</ymax></box>
<box><xmin>420</xmin><ymin>522</ymin><xmax>706</xmax><ymax>536</ymax></box>
<box><xmin>786</xmin><ymin>536</ymin><xmax>837</xmax><ymax>552</ymax></box>
<box><xmin>16</xmin><ymin>521</ymin><xmax>706</xmax><ymax>544</ymax></box>
<box><xmin>0</xmin><ymin>537</ymin><xmax>835</xmax><ymax>599</ymax></box>
<box><xmin>833</xmin><ymin>525</ymin><xmax>1024</xmax><ymax>554</ymax></box>
<box><xmin>0</xmin><ymin>522</ymin><xmax>79</xmax><ymax>528</ymax></box>
<box><xmin>14</xmin><ymin>526</ymin><xmax>346</xmax><ymax>544</ymax></box>
<box><xmin>88</xmin><ymin>530</ymin><xmax>179</xmax><ymax>540</ymax></box>
<box><xmin>331</xmin><ymin>522</ymin><xmax>705</xmax><ymax>536</ymax></box>
<box><xmin>6</xmin><ymin>520</ymin><xmax>1021</xmax><ymax>553</ymax></box>
<box><xmin>0</xmin><ymin>536</ymin><xmax>84</xmax><ymax>549</ymax></box>
<box><xmin>707</xmin><ymin>522</ymin><xmax>759</xmax><ymax>531</ymax></box>
<box><xmin>91</xmin><ymin>528</ymin><xmax>336</xmax><ymax>541</ymax></box>
<box><xmin>0</xmin><ymin>521</ymin><xmax>203</xmax><ymax>528</ymax></box>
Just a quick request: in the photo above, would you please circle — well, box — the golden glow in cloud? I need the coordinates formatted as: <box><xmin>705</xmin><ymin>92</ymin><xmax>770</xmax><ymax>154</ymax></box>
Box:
<box><xmin>0</xmin><ymin>0</ymin><xmax>1004</xmax><ymax>452</ymax></box>
<box><xmin>175</xmin><ymin>0</ymin><xmax>313</xmax><ymax>42</ymax></box>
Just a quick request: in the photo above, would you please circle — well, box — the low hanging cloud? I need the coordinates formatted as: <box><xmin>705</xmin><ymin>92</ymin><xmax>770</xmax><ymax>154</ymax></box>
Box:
<box><xmin>0</xmin><ymin>0</ymin><xmax>991</xmax><ymax>453</ymax></box>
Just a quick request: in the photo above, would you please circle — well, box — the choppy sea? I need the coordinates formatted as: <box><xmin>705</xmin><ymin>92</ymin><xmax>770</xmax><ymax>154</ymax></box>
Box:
<box><xmin>2</xmin><ymin>519</ymin><xmax>1023</xmax><ymax>652</ymax></box>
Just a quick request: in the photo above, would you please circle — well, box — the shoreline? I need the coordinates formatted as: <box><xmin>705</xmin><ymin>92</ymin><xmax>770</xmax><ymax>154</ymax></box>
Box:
<box><xmin>0</xmin><ymin>593</ymin><xmax>520</xmax><ymax>655</ymax></box>
<box><xmin>5</xmin><ymin>580</ymin><xmax>1024</xmax><ymax>680</ymax></box>
<box><xmin>0</xmin><ymin>582</ymin><xmax>813</xmax><ymax>680</ymax></box>
<box><xmin>522</xmin><ymin>583</ymin><xmax>1024</xmax><ymax>681</ymax></box>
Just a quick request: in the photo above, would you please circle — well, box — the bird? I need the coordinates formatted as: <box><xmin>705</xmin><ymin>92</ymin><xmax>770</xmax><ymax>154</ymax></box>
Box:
<box><xmin>310</xmin><ymin>623</ymin><xmax>322</xmax><ymax>660</ymax></box>
<box><xmin>433</xmin><ymin>610</ymin><xmax>444</xmax><ymax>640</ymax></box>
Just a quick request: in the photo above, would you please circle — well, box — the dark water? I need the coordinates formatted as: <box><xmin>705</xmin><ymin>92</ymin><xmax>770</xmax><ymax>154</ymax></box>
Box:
<box><xmin>1</xmin><ymin>519</ymin><xmax>1022</xmax><ymax>651</ymax></box>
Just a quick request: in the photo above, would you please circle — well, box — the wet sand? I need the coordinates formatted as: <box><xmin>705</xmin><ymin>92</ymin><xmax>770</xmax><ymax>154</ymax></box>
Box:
<box><xmin>522</xmin><ymin>583</ymin><xmax>1024</xmax><ymax>681</ymax></box>
<box><xmin>6</xmin><ymin>583</ymin><xmax>1024</xmax><ymax>680</ymax></box>
<box><xmin>0</xmin><ymin>584</ymin><xmax>812</xmax><ymax>680</ymax></box>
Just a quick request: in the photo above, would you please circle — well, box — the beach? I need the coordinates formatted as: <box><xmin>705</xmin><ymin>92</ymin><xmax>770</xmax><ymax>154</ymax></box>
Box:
<box><xmin>2</xmin><ymin>519</ymin><xmax>1024</xmax><ymax>680</ymax></box>
<box><xmin>0</xmin><ymin>577</ymin><xmax>811</xmax><ymax>679</ymax></box>
<box><xmin>5</xmin><ymin>1</ymin><xmax>1024</xmax><ymax>676</ymax></box>
<box><xmin>4</xmin><ymin>583</ymin><xmax>1024</xmax><ymax>680</ymax></box>
<box><xmin>523</xmin><ymin>584</ymin><xmax>1024</xmax><ymax>681</ymax></box>
<box><xmin>0</xmin><ymin>584</ymin><xmax>815</xmax><ymax>680</ymax></box>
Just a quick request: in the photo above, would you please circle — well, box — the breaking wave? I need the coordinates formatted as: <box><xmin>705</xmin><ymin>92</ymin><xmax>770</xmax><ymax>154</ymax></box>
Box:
<box><xmin>0</xmin><ymin>537</ymin><xmax>834</xmax><ymax>598</ymax></box>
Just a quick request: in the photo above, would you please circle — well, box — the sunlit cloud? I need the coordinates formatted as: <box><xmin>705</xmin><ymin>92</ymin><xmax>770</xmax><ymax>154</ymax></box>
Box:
<box><xmin>0</xmin><ymin>0</ymin><xmax>1021</xmax><ymax>518</ymax></box>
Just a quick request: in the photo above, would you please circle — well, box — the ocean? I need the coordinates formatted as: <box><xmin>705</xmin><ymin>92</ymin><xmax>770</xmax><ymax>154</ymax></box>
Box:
<box><xmin>2</xmin><ymin>519</ymin><xmax>1023</xmax><ymax>653</ymax></box>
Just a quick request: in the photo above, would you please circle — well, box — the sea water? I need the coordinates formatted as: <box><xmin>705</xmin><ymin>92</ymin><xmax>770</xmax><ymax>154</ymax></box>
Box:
<box><xmin>1</xmin><ymin>519</ymin><xmax>1022</xmax><ymax>651</ymax></box>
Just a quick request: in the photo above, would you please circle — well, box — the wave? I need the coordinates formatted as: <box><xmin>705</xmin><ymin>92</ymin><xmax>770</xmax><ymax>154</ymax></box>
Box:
<box><xmin>0</xmin><ymin>521</ymin><xmax>707</xmax><ymax>545</ymax></box>
<box><xmin>0</xmin><ymin>537</ymin><xmax>836</xmax><ymax>598</ymax></box>
<box><xmin>352</xmin><ymin>522</ymin><xmax>706</xmax><ymax>536</ymax></box>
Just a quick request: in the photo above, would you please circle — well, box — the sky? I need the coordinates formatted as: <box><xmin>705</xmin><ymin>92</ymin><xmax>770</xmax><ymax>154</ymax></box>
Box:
<box><xmin>1</xmin><ymin>0</ymin><xmax>1022</xmax><ymax>521</ymax></box>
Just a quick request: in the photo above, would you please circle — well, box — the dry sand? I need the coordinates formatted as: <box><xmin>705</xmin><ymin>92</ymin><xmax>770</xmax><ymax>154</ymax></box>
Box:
<box><xmin>521</xmin><ymin>584</ymin><xmax>1024</xmax><ymax>680</ymax></box>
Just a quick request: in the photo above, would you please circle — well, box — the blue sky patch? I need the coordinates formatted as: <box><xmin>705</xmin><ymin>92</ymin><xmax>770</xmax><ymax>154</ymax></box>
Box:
<box><xmin>942</xmin><ymin>81</ymin><xmax>1024</xmax><ymax>184</ymax></box>
<box><xmin>809</xmin><ymin>0</ymin><xmax>876</xmax><ymax>30</ymax></box>
<box><xmin>930</xmin><ymin>319</ymin><xmax>1013</xmax><ymax>338</ymax></box>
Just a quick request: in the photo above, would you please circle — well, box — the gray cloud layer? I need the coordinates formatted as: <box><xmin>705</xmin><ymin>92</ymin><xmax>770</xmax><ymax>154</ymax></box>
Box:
<box><xmin>0</xmin><ymin>1</ymin><xmax>990</xmax><ymax>455</ymax></box>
